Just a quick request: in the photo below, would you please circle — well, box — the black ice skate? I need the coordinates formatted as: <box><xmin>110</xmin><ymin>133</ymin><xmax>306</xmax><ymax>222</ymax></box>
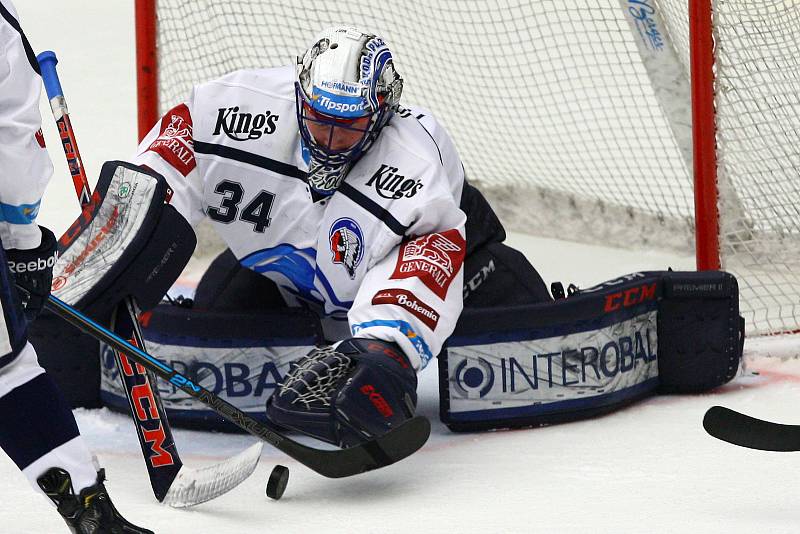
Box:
<box><xmin>37</xmin><ymin>467</ymin><xmax>153</xmax><ymax>534</ymax></box>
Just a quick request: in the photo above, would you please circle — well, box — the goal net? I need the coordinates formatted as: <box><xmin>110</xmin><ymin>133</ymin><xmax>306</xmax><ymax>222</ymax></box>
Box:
<box><xmin>137</xmin><ymin>0</ymin><xmax>800</xmax><ymax>336</ymax></box>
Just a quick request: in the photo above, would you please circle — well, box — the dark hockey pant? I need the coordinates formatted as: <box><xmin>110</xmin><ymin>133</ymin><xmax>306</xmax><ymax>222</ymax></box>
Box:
<box><xmin>0</xmin><ymin>241</ymin><xmax>84</xmax><ymax>474</ymax></box>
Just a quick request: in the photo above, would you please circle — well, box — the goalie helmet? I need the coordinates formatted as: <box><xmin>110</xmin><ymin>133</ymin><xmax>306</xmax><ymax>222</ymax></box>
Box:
<box><xmin>296</xmin><ymin>26</ymin><xmax>403</xmax><ymax>196</ymax></box>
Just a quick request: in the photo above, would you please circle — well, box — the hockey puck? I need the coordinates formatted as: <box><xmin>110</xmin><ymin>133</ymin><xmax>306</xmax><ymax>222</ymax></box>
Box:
<box><xmin>266</xmin><ymin>465</ymin><xmax>289</xmax><ymax>500</ymax></box>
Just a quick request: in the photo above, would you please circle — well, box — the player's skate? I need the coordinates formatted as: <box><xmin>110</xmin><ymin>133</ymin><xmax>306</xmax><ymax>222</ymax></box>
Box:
<box><xmin>267</xmin><ymin>338</ymin><xmax>418</xmax><ymax>448</ymax></box>
<box><xmin>37</xmin><ymin>467</ymin><xmax>153</xmax><ymax>534</ymax></box>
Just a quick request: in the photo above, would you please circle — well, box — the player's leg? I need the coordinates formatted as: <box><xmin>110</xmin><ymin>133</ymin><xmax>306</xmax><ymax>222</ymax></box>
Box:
<box><xmin>459</xmin><ymin>180</ymin><xmax>552</xmax><ymax>306</ymax></box>
<box><xmin>0</xmin><ymin>243</ymin><xmax>152</xmax><ymax>533</ymax></box>
<box><xmin>0</xmin><ymin>233</ymin><xmax>98</xmax><ymax>492</ymax></box>
<box><xmin>193</xmin><ymin>248</ymin><xmax>287</xmax><ymax>310</ymax></box>
<box><xmin>463</xmin><ymin>240</ymin><xmax>553</xmax><ymax>306</ymax></box>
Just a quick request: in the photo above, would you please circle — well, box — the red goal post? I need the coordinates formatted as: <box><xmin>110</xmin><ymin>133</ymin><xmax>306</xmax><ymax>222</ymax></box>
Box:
<box><xmin>688</xmin><ymin>0</ymin><xmax>718</xmax><ymax>272</ymax></box>
<box><xmin>135</xmin><ymin>0</ymin><xmax>158</xmax><ymax>142</ymax></box>
<box><xmin>135</xmin><ymin>0</ymin><xmax>800</xmax><ymax>336</ymax></box>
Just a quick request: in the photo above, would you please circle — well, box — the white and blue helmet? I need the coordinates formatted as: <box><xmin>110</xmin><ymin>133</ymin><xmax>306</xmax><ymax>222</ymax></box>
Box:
<box><xmin>296</xmin><ymin>26</ymin><xmax>403</xmax><ymax>196</ymax></box>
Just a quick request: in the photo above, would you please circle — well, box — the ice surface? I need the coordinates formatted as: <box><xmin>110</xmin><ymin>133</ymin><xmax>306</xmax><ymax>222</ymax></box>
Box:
<box><xmin>5</xmin><ymin>2</ymin><xmax>800</xmax><ymax>533</ymax></box>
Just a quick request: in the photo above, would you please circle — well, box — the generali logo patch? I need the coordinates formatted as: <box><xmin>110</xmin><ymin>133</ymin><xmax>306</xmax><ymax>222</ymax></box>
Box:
<box><xmin>147</xmin><ymin>103</ymin><xmax>195</xmax><ymax>177</ymax></box>
<box><xmin>372</xmin><ymin>288</ymin><xmax>440</xmax><ymax>330</ymax></box>
<box><xmin>390</xmin><ymin>229</ymin><xmax>465</xmax><ymax>300</ymax></box>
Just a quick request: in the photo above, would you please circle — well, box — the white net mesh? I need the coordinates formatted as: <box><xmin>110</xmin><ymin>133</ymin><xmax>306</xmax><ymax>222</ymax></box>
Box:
<box><xmin>149</xmin><ymin>0</ymin><xmax>800</xmax><ymax>335</ymax></box>
<box><xmin>710</xmin><ymin>2</ymin><xmax>800</xmax><ymax>334</ymax></box>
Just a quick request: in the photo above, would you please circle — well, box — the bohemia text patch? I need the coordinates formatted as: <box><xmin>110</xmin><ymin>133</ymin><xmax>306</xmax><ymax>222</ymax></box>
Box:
<box><xmin>372</xmin><ymin>288</ymin><xmax>440</xmax><ymax>330</ymax></box>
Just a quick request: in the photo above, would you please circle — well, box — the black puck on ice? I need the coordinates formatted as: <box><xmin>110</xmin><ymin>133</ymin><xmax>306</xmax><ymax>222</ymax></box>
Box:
<box><xmin>266</xmin><ymin>465</ymin><xmax>289</xmax><ymax>500</ymax></box>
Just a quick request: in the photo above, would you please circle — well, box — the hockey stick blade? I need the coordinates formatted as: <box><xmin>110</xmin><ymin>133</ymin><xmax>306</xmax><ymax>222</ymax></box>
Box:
<box><xmin>44</xmin><ymin>294</ymin><xmax>431</xmax><ymax>477</ymax></box>
<box><xmin>278</xmin><ymin>415</ymin><xmax>431</xmax><ymax>478</ymax></box>
<box><xmin>162</xmin><ymin>442</ymin><xmax>263</xmax><ymax>507</ymax></box>
<box><xmin>703</xmin><ymin>405</ymin><xmax>800</xmax><ymax>451</ymax></box>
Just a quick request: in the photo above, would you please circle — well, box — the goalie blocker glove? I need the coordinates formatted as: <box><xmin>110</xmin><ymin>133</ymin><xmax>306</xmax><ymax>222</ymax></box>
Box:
<box><xmin>6</xmin><ymin>226</ymin><xmax>58</xmax><ymax>323</ymax></box>
<box><xmin>37</xmin><ymin>467</ymin><xmax>153</xmax><ymax>534</ymax></box>
<box><xmin>267</xmin><ymin>338</ymin><xmax>417</xmax><ymax>448</ymax></box>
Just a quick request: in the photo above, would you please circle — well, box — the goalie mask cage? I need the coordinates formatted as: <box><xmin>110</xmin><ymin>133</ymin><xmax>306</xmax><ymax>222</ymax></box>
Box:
<box><xmin>135</xmin><ymin>0</ymin><xmax>800</xmax><ymax>337</ymax></box>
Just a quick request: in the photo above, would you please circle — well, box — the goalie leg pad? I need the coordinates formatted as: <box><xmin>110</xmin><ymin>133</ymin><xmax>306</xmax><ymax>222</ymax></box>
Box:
<box><xmin>99</xmin><ymin>302</ymin><xmax>323</xmax><ymax>430</ymax></box>
<box><xmin>439</xmin><ymin>270</ymin><xmax>743</xmax><ymax>432</ymax></box>
<box><xmin>656</xmin><ymin>270</ymin><xmax>743</xmax><ymax>393</ymax></box>
<box><xmin>52</xmin><ymin>161</ymin><xmax>197</xmax><ymax>318</ymax></box>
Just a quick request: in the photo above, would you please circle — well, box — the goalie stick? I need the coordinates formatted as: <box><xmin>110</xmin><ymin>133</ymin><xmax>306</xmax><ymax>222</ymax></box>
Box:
<box><xmin>703</xmin><ymin>406</ymin><xmax>800</xmax><ymax>452</ymax></box>
<box><xmin>37</xmin><ymin>50</ymin><xmax>261</xmax><ymax>507</ymax></box>
<box><xmin>44</xmin><ymin>293</ymin><xmax>431</xmax><ymax>477</ymax></box>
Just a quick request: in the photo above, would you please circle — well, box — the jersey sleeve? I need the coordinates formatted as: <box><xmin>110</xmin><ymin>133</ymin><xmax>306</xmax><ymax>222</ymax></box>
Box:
<box><xmin>131</xmin><ymin>95</ymin><xmax>205</xmax><ymax>227</ymax></box>
<box><xmin>348</xmin><ymin>166</ymin><xmax>467</xmax><ymax>371</ymax></box>
<box><xmin>0</xmin><ymin>6</ymin><xmax>53</xmax><ymax>250</ymax></box>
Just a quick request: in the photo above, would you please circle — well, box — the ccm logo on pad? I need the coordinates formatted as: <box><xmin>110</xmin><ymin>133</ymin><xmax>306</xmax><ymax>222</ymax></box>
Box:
<box><xmin>604</xmin><ymin>283</ymin><xmax>657</xmax><ymax>312</ymax></box>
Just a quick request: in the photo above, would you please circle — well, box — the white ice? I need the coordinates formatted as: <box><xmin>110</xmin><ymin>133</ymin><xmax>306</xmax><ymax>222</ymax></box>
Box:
<box><xmin>4</xmin><ymin>3</ymin><xmax>800</xmax><ymax>533</ymax></box>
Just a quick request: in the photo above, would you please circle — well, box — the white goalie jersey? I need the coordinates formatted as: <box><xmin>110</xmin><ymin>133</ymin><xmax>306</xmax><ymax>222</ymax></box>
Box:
<box><xmin>133</xmin><ymin>65</ymin><xmax>467</xmax><ymax>370</ymax></box>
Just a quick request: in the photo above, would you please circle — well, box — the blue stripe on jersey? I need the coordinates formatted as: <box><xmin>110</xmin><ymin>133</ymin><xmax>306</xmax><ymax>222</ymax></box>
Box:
<box><xmin>0</xmin><ymin>373</ymin><xmax>80</xmax><ymax>470</ymax></box>
<box><xmin>0</xmin><ymin>200</ymin><xmax>40</xmax><ymax>224</ymax></box>
<box><xmin>337</xmin><ymin>182</ymin><xmax>409</xmax><ymax>236</ymax></box>
<box><xmin>351</xmin><ymin>319</ymin><xmax>433</xmax><ymax>366</ymax></box>
<box><xmin>194</xmin><ymin>141</ymin><xmax>306</xmax><ymax>180</ymax></box>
